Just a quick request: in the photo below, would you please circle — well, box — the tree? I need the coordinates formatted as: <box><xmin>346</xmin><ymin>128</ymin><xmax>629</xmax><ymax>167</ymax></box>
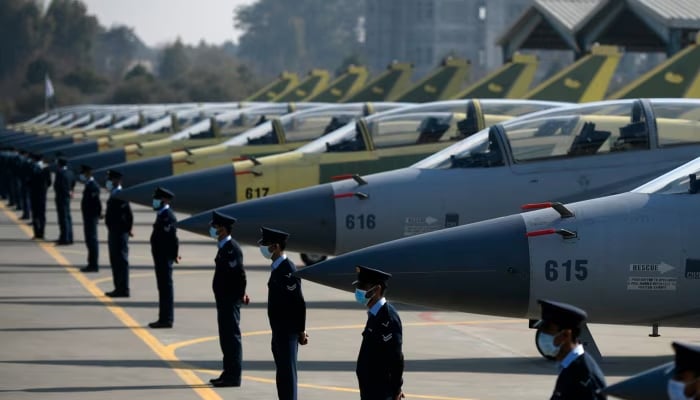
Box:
<box><xmin>43</xmin><ymin>0</ymin><xmax>99</xmax><ymax>64</ymax></box>
<box><xmin>93</xmin><ymin>25</ymin><xmax>153</xmax><ymax>78</ymax></box>
<box><xmin>0</xmin><ymin>0</ymin><xmax>44</xmax><ymax>80</ymax></box>
<box><xmin>234</xmin><ymin>0</ymin><xmax>363</xmax><ymax>75</ymax></box>
<box><xmin>158</xmin><ymin>38</ymin><xmax>190</xmax><ymax>80</ymax></box>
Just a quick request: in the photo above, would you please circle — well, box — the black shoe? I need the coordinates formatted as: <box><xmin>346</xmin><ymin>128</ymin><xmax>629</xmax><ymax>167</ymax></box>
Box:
<box><xmin>105</xmin><ymin>290</ymin><xmax>130</xmax><ymax>298</ymax></box>
<box><xmin>211</xmin><ymin>379</ymin><xmax>240</xmax><ymax>387</ymax></box>
<box><xmin>55</xmin><ymin>240</ymin><xmax>71</xmax><ymax>246</ymax></box>
<box><xmin>31</xmin><ymin>236</ymin><xmax>44</xmax><ymax>240</ymax></box>
<box><xmin>80</xmin><ymin>266</ymin><xmax>99</xmax><ymax>273</ymax></box>
<box><xmin>148</xmin><ymin>321</ymin><xmax>173</xmax><ymax>329</ymax></box>
<box><xmin>20</xmin><ymin>215</ymin><xmax>30</xmax><ymax>220</ymax></box>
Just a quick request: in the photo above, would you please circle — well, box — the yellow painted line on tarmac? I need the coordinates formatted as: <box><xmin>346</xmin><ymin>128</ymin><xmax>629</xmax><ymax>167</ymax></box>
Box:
<box><xmin>0</xmin><ymin>203</ymin><xmax>222</xmax><ymax>400</ymax></box>
<box><xmin>168</xmin><ymin>319</ymin><xmax>522</xmax><ymax>352</ymax></box>
<box><xmin>91</xmin><ymin>270</ymin><xmax>206</xmax><ymax>285</ymax></box>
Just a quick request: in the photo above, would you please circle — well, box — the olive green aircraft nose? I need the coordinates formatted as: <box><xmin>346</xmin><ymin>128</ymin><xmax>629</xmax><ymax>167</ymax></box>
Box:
<box><xmin>115</xmin><ymin>164</ymin><xmax>237</xmax><ymax>213</ymax></box>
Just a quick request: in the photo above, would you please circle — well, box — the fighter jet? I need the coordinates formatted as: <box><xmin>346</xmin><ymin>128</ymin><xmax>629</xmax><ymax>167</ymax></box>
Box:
<box><xmin>67</xmin><ymin>102</ymin><xmax>319</xmax><ymax>173</ymax></box>
<box><xmin>176</xmin><ymin>99</ymin><xmax>700</xmax><ymax>267</ymax></box>
<box><xmin>117</xmin><ymin>99</ymin><xmax>565</xmax><ymax>216</ymax></box>
<box><xmin>294</xmin><ymin>152</ymin><xmax>700</xmax><ymax>358</ymax></box>
<box><xmin>85</xmin><ymin>102</ymin><xmax>403</xmax><ymax>186</ymax></box>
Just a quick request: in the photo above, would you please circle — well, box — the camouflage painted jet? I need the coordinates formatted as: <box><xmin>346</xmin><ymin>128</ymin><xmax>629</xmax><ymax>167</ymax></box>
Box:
<box><xmin>176</xmin><ymin>99</ymin><xmax>700</xmax><ymax>267</ymax></box>
<box><xmin>117</xmin><ymin>99</ymin><xmax>564</xmax><ymax>221</ymax></box>
<box><xmin>295</xmin><ymin>153</ymin><xmax>700</xmax><ymax>360</ymax></box>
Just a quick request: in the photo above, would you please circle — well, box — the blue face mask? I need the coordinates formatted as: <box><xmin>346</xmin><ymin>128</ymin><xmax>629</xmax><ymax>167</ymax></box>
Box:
<box><xmin>537</xmin><ymin>331</ymin><xmax>562</xmax><ymax>357</ymax></box>
<box><xmin>105</xmin><ymin>181</ymin><xmax>114</xmax><ymax>191</ymax></box>
<box><xmin>355</xmin><ymin>286</ymin><xmax>376</xmax><ymax>306</ymax></box>
<box><xmin>152</xmin><ymin>199</ymin><xmax>162</xmax><ymax>210</ymax></box>
<box><xmin>259</xmin><ymin>245</ymin><xmax>273</xmax><ymax>259</ymax></box>
<box><xmin>667</xmin><ymin>379</ymin><xmax>693</xmax><ymax>400</ymax></box>
<box><xmin>209</xmin><ymin>227</ymin><xmax>219</xmax><ymax>239</ymax></box>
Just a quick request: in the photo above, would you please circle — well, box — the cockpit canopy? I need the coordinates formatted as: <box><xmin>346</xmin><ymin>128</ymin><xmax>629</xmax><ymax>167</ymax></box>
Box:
<box><xmin>415</xmin><ymin>99</ymin><xmax>700</xmax><ymax>170</ymax></box>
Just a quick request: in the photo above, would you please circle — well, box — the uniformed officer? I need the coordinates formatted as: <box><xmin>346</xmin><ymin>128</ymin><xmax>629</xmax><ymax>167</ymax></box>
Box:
<box><xmin>79</xmin><ymin>164</ymin><xmax>101</xmax><ymax>272</ymax></box>
<box><xmin>104</xmin><ymin>170</ymin><xmax>133</xmax><ymax>297</ymax></box>
<box><xmin>668</xmin><ymin>342</ymin><xmax>700</xmax><ymax>400</ymax></box>
<box><xmin>536</xmin><ymin>299</ymin><xmax>606</xmax><ymax>400</ymax></box>
<box><xmin>259</xmin><ymin>227</ymin><xmax>307</xmax><ymax>400</ymax></box>
<box><xmin>209</xmin><ymin>211</ymin><xmax>249</xmax><ymax>387</ymax></box>
<box><xmin>18</xmin><ymin>149</ymin><xmax>32</xmax><ymax>219</ymax></box>
<box><xmin>148</xmin><ymin>187</ymin><xmax>179</xmax><ymax>329</ymax></box>
<box><xmin>353</xmin><ymin>265</ymin><xmax>405</xmax><ymax>400</ymax></box>
<box><xmin>53</xmin><ymin>157</ymin><xmax>75</xmax><ymax>244</ymax></box>
<box><xmin>28</xmin><ymin>153</ymin><xmax>51</xmax><ymax>240</ymax></box>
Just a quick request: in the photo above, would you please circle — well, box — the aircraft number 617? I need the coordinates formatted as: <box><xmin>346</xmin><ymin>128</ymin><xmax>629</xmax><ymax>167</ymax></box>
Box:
<box><xmin>545</xmin><ymin>259</ymin><xmax>588</xmax><ymax>282</ymax></box>
<box><xmin>245</xmin><ymin>187</ymin><xmax>269</xmax><ymax>199</ymax></box>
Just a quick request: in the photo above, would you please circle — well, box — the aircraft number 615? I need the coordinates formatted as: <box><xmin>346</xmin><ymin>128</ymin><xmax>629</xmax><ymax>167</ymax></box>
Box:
<box><xmin>545</xmin><ymin>259</ymin><xmax>588</xmax><ymax>281</ymax></box>
<box><xmin>245</xmin><ymin>187</ymin><xmax>269</xmax><ymax>199</ymax></box>
<box><xmin>345</xmin><ymin>214</ymin><xmax>376</xmax><ymax>230</ymax></box>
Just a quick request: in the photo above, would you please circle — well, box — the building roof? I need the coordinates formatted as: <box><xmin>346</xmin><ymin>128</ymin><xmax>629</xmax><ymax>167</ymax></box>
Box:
<box><xmin>631</xmin><ymin>0</ymin><xmax>700</xmax><ymax>29</ymax></box>
<box><xmin>499</xmin><ymin>0</ymin><xmax>700</xmax><ymax>57</ymax></box>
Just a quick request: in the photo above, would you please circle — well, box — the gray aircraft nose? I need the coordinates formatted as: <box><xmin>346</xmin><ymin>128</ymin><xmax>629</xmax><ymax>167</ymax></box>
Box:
<box><xmin>116</xmin><ymin>164</ymin><xmax>237</xmax><ymax>213</ymax></box>
<box><xmin>93</xmin><ymin>155</ymin><xmax>174</xmax><ymax>188</ymax></box>
<box><xmin>41</xmin><ymin>141</ymin><xmax>98</xmax><ymax>159</ymax></box>
<box><xmin>178</xmin><ymin>183</ymin><xmax>337</xmax><ymax>254</ymax></box>
<box><xmin>297</xmin><ymin>214</ymin><xmax>531</xmax><ymax>318</ymax></box>
<box><xmin>601</xmin><ymin>362</ymin><xmax>674</xmax><ymax>400</ymax></box>
<box><xmin>69</xmin><ymin>148</ymin><xmax>127</xmax><ymax>174</ymax></box>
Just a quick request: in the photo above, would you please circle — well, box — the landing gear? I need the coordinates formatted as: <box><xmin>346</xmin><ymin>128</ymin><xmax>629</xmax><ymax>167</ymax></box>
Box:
<box><xmin>300</xmin><ymin>253</ymin><xmax>327</xmax><ymax>266</ymax></box>
<box><xmin>649</xmin><ymin>323</ymin><xmax>660</xmax><ymax>337</ymax></box>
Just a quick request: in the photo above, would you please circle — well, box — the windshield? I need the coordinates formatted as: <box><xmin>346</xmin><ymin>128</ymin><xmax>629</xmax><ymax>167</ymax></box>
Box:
<box><xmin>649</xmin><ymin>99</ymin><xmax>700</xmax><ymax>148</ymax></box>
<box><xmin>633</xmin><ymin>157</ymin><xmax>700</xmax><ymax>194</ymax></box>
<box><xmin>414</xmin><ymin>100</ymin><xmax>652</xmax><ymax>169</ymax></box>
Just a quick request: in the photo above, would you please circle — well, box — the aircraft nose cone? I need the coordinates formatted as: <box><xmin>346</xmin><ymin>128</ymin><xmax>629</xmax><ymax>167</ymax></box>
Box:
<box><xmin>117</xmin><ymin>164</ymin><xmax>236</xmax><ymax>213</ymax></box>
<box><xmin>601</xmin><ymin>362</ymin><xmax>674</xmax><ymax>400</ymax></box>
<box><xmin>297</xmin><ymin>214</ymin><xmax>531</xmax><ymax>317</ymax></box>
<box><xmin>93</xmin><ymin>155</ymin><xmax>173</xmax><ymax>188</ymax></box>
<box><xmin>178</xmin><ymin>183</ymin><xmax>337</xmax><ymax>254</ymax></box>
<box><xmin>69</xmin><ymin>148</ymin><xmax>127</xmax><ymax>174</ymax></box>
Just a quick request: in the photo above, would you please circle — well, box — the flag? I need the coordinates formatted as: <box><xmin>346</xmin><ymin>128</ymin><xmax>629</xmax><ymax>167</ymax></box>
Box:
<box><xmin>45</xmin><ymin>74</ymin><xmax>55</xmax><ymax>99</ymax></box>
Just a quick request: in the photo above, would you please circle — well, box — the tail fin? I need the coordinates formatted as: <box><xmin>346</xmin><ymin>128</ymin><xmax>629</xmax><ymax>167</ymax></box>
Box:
<box><xmin>609</xmin><ymin>33</ymin><xmax>700</xmax><ymax>99</ymax></box>
<box><xmin>273</xmin><ymin>69</ymin><xmax>330</xmax><ymax>102</ymax></box>
<box><xmin>244</xmin><ymin>72</ymin><xmax>299</xmax><ymax>102</ymax></box>
<box><xmin>393</xmin><ymin>57</ymin><xmax>471</xmax><ymax>102</ymax></box>
<box><xmin>457</xmin><ymin>53</ymin><xmax>538</xmax><ymax>99</ymax></box>
<box><xmin>306</xmin><ymin>65</ymin><xmax>369</xmax><ymax>102</ymax></box>
<box><xmin>525</xmin><ymin>45</ymin><xmax>622</xmax><ymax>102</ymax></box>
<box><xmin>344</xmin><ymin>62</ymin><xmax>414</xmax><ymax>102</ymax></box>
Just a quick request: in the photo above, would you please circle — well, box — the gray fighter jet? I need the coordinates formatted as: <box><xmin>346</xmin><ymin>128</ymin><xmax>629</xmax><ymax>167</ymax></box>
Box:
<box><xmin>177</xmin><ymin>99</ymin><xmax>700</xmax><ymax>265</ymax></box>
<box><xmin>295</xmin><ymin>155</ymin><xmax>700</xmax><ymax>359</ymax></box>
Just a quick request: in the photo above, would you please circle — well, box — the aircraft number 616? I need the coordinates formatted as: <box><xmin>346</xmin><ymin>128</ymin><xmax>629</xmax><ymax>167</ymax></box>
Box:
<box><xmin>545</xmin><ymin>259</ymin><xmax>588</xmax><ymax>282</ymax></box>
<box><xmin>345</xmin><ymin>214</ymin><xmax>376</xmax><ymax>230</ymax></box>
<box><xmin>245</xmin><ymin>187</ymin><xmax>270</xmax><ymax>199</ymax></box>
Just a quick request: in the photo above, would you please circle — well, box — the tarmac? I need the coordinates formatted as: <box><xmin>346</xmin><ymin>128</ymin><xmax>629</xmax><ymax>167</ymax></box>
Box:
<box><xmin>0</xmin><ymin>188</ymin><xmax>697</xmax><ymax>400</ymax></box>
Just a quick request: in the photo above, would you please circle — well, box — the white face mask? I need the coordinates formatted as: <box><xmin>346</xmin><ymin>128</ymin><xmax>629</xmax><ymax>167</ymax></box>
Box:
<box><xmin>537</xmin><ymin>332</ymin><xmax>562</xmax><ymax>357</ymax></box>
<box><xmin>668</xmin><ymin>379</ymin><xmax>692</xmax><ymax>400</ymax></box>
<box><xmin>209</xmin><ymin>226</ymin><xmax>219</xmax><ymax>239</ymax></box>
<box><xmin>105</xmin><ymin>181</ymin><xmax>114</xmax><ymax>191</ymax></box>
<box><xmin>79</xmin><ymin>173</ymin><xmax>86</xmax><ymax>182</ymax></box>
<box><xmin>259</xmin><ymin>245</ymin><xmax>273</xmax><ymax>259</ymax></box>
<box><xmin>152</xmin><ymin>199</ymin><xmax>162</xmax><ymax>210</ymax></box>
<box><xmin>37</xmin><ymin>161</ymin><xmax>45</xmax><ymax>169</ymax></box>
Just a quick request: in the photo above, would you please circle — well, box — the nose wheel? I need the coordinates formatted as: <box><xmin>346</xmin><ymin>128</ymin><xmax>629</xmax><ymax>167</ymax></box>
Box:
<box><xmin>300</xmin><ymin>253</ymin><xmax>327</xmax><ymax>266</ymax></box>
<box><xmin>534</xmin><ymin>329</ymin><xmax>556</xmax><ymax>361</ymax></box>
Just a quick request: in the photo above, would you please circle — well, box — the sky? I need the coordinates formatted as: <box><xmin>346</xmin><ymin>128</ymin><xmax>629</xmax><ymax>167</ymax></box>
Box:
<box><xmin>79</xmin><ymin>0</ymin><xmax>257</xmax><ymax>47</ymax></box>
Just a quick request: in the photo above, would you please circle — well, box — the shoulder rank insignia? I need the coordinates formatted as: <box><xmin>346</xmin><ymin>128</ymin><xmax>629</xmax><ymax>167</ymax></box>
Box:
<box><xmin>228</xmin><ymin>260</ymin><xmax>238</xmax><ymax>268</ymax></box>
<box><xmin>163</xmin><ymin>224</ymin><xmax>171</xmax><ymax>232</ymax></box>
<box><xmin>381</xmin><ymin>320</ymin><xmax>390</xmax><ymax>327</ymax></box>
<box><xmin>286</xmin><ymin>283</ymin><xmax>297</xmax><ymax>291</ymax></box>
<box><xmin>284</xmin><ymin>272</ymin><xmax>292</xmax><ymax>278</ymax></box>
<box><xmin>382</xmin><ymin>333</ymin><xmax>393</xmax><ymax>342</ymax></box>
